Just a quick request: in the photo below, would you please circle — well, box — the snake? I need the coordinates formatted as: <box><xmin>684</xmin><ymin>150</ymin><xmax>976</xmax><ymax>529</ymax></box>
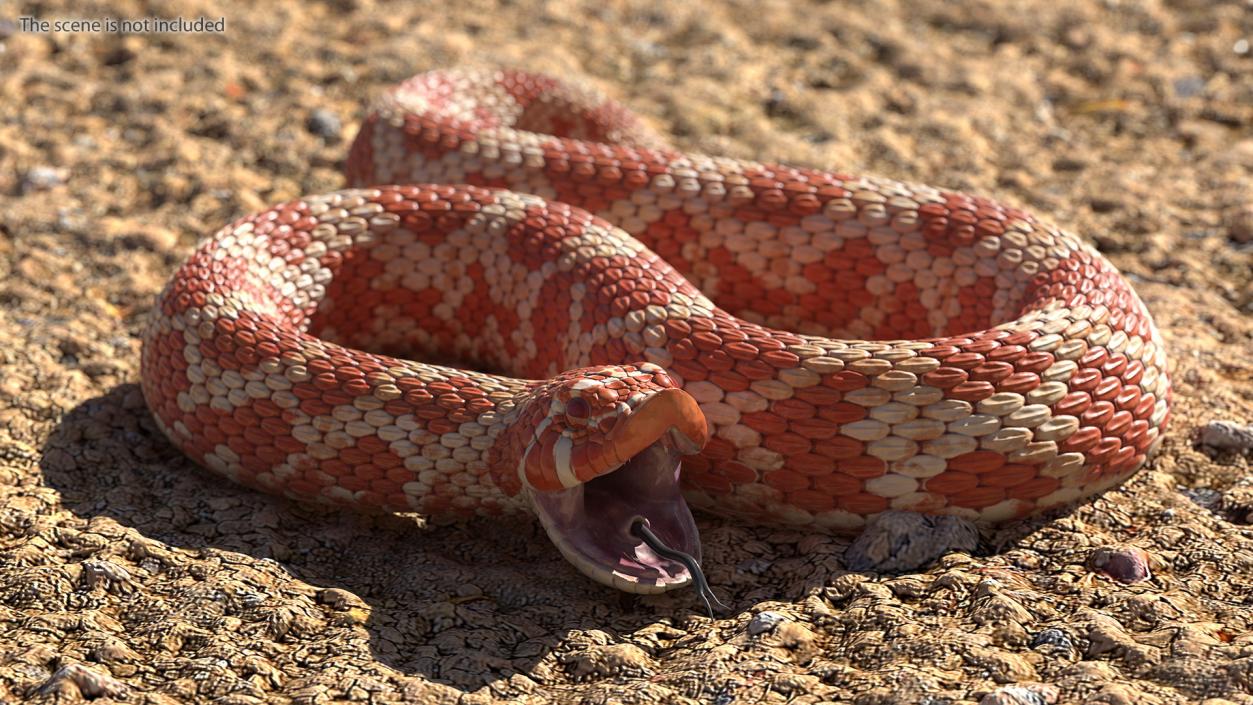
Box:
<box><xmin>140</xmin><ymin>67</ymin><xmax>1171</xmax><ymax>602</ymax></box>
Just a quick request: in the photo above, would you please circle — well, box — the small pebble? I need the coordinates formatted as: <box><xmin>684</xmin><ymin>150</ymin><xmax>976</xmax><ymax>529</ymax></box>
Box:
<box><xmin>1226</xmin><ymin>205</ymin><xmax>1253</xmax><ymax>244</ymax></box>
<box><xmin>747</xmin><ymin>610</ymin><xmax>785</xmax><ymax>636</ymax></box>
<box><xmin>979</xmin><ymin>683</ymin><xmax>1060</xmax><ymax>705</ymax></box>
<box><xmin>317</xmin><ymin>587</ymin><xmax>365</xmax><ymax>610</ymax></box>
<box><xmin>20</xmin><ymin>166</ymin><xmax>65</xmax><ymax>194</ymax></box>
<box><xmin>736</xmin><ymin>557</ymin><xmax>772</xmax><ymax>575</ymax></box>
<box><xmin>1172</xmin><ymin>75</ymin><xmax>1205</xmax><ymax>99</ymax></box>
<box><xmin>1181</xmin><ymin>487</ymin><xmax>1224</xmax><ymax>512</ymax></box>
<box><xmin>1087</xmin><ymin>546</ymin><xmax>1152</xmax><ymax>584</ymax></box>
<box><xmin>306</xmin><ymin>108</ymin><xmax>343</xmax><ymax>140</ymax></box>
<box><xmin>844</xmin><ymin>511</ymin><xmax>978</xmax><ymax>573</ymax></box>
<box><xmin>1198</xmin><ymin>420</ymin><xmax>1253</xmax><ymax>452</ymax></box>
<box><xmin>1029</xmin><ymin>628</ymin><xmax>1074</xmax><ymax>656</ymax></box>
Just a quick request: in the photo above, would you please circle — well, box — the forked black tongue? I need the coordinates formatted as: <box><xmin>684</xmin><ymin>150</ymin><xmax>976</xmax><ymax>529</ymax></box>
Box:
<box><xmin>631</xmin><ymin>519</ymin><xmax>728</xmax><ymax>617</ymax></box>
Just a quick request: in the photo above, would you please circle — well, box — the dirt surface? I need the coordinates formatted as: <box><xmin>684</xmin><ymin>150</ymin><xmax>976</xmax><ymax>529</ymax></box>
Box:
<box><xmin>2</xmin><ymin>0</ymin><xmax>1252</xmax><ymax>703</ymax></box>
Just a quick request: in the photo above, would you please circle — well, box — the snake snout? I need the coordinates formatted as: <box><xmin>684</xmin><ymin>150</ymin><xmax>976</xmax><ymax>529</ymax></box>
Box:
<box><xmin>516</xmin><ymin>368</ymin><xmax>710</xmax><ymax>594</ymax></box>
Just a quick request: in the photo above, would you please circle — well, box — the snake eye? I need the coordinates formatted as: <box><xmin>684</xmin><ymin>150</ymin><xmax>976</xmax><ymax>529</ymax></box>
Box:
<box><xmin>566</xmin><ymin>396</ymin><xmax>591</xmax><ymax>420</ymax></box>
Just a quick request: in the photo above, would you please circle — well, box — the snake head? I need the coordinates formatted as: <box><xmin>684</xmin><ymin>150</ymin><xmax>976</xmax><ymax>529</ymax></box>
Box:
<box><xmin>503</xmin><ymin>362</ymin><xmax>710</xmax><ymax>594</ymax></box>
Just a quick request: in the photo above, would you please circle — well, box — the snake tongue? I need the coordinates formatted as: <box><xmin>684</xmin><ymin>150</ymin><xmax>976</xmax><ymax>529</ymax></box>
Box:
<box><xmin>529</xmin><ymin>440</ymin><xmax>702</xmax><ymax>593</ymax></box>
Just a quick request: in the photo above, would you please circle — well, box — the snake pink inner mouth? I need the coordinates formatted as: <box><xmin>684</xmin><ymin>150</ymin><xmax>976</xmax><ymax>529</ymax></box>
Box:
<box><xmin>530</xmin><ymin>440</ymin><xmax>701</xmax><ymax>589</ymax></box>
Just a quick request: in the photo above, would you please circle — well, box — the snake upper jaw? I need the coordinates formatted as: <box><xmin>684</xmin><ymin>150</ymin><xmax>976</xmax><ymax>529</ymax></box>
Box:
<box><xmin>529</xmin><ymin>439</ymin><xmax>702</xmax><ymax>594</ymax></box>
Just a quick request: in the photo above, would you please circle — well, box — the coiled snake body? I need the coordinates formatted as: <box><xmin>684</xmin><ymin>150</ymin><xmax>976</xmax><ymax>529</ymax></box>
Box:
<box><xmin>141</xmin><ymin>68</ymin><xmax>1171</xmax><ymax>595</ymax></box>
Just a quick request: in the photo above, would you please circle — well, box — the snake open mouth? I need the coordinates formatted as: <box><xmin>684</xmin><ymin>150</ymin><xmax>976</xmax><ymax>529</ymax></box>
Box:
<box><xmin>529</xmin><ymin>434</ymin><xmax>704</xmax><ymax>596</ymax></box>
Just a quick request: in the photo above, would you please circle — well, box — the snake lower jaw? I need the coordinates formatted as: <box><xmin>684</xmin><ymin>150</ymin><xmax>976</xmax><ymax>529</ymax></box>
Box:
<box><xmin>529</xmin><ymin>439</ymin><xmax>702</xmax><ymax>594</ymax></box>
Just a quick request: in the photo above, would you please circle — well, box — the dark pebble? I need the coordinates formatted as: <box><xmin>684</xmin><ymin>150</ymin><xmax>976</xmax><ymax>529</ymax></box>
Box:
<box><xmin>1029</xmin><ymin>628</ymin><xmax>1074</xmax><ymax>655</ymax></box>
<box><xmin>1087</xmin><ymin>546</ymin><xmax>1152</xmax><ymax>584</ymax></box>
<box><xmin>306</xmin><ymin>108</ymin><xmax>343</xmax><ymax>140</ymax></box>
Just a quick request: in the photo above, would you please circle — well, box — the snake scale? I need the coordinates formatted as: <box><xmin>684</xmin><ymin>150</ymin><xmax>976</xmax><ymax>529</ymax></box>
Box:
<box><xmin>140</xmin><ymin>68</ymin><xmax>1171</xmax><ymax>597</ymax></box>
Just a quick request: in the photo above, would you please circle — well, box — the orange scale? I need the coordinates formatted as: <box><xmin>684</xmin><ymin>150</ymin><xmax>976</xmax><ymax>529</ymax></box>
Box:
<box><xmin>789</xmin><ymin>453</ymin><xmax>835</xmax><ymax>476</ymax></box>
<box><xmin>838</xmin><ymin>493</ymin><xmax>889</xmax><ymax>514</ymax></box>
<box><xmin>384</xmin><ymin>466</ymin><xmax>420</xmax><ymax>492</ymax></box>
<box><xmin>692</xmin><ymin>473</ymin><xmax>735</xmax><ymax>494</ymax></box>
<box><xmin>925</xmin><ymin>471</ymin><xmax>981</xmax><ymax>494</ymax></box>
<box><xmin>255</xmin><ymin>446</ymin><xmax>288</xmax><ymax>466</ymax></box>
<box><xmin>735</xmin><ymin>359</ymin><xmax>776</xmax><ymax>381</ymax></box>
<box><xmin>1080</xmin><ymin>401</ymin><xmax>1115</xmax><ymax>427</ymax></box>
<box><xmin>947</xmin><ymin>450</ymin><xmax>1006</xmax><ymax>474</ymax></box>
<box><xmin>922</xmin><ymin>367</ymin><xmax>968</xmax><ymax>389</ymax></box>
<box><xmin>338</xmin><ymin>475</ymin><xmax>370</xmax><ymax>493</ymax></box>
<box><xmin>1137</xmin><ymin>425</ymin><xmax>1162</xmax><ymax>453</ymax></box>
<box><xmin>371</xmin><ymin>452</ymin><xmax>404</xmax><ymax>470</ymax></box>
<box><xmin>999</xmin><ymin>330</ymin><xmax>1037</xmax><ymax>347</ymax></box>
<box><xmin>1058</xmin><ymin>426</ymin><xmax>1101</xmax><ymax>453</ymax></box>
<box><xmin>742</xmin><ymin>411</ymin><xmax>790</xmax><ymax>435</ymax></box>
<box><xmin>950</xmin><ymin>381</ymin><xmax>996</xmax><ymax>402</ymax></box>
<box><xmin>226</xmin><ymin>435</ymin><xmax>254</xmax><ymax>458</ymax></box>
<box><xmin>790</xmin><ymin>417</ymin><xmax>840</xmax><ymax>439</ymax></box>
<box><xmin>287</xmin><ymin>479</ymin><xmax>322</xmax><ymax>496</ymax></box>
<box><xmin>787</xmin><ymin>489</ymin><xmax>835</xmax><ymax>512</ymax></box>
<box><xmin>218</xmin><ymin>417</ymin><xmax>244</xmax><ymax>437</ymax></box>
<box><xmin>836</xmin><ymin>456</ymin><xmax>886</xmax><ymax>479</ymax></box>
<box><xmin>703</xmin><ymin>437</ymin><xmax>738</xmax><ymax>462</ymax></box>
<box><xmin>949</xmin><ymin>486</ymin><xmax>1007</xmax><ymax>509</ymax></box>
<box><xmin>718</xmin><ymin>461</ymin><xmax>760</xmax><ymax>484</ymax></box>
<box><xmin>791</xmin><ymin>385</ymin><xmax>842</xmax><ymax>408</ymax></box>
<box><xmin>243</xmin><ymin>425</ymin><xmax>275</xmax><ymax>447</ymax></box>
<box><xmin>266</xmin><ymin>427</ymin><xmax>301</xmax><ymax>452</ymax></box>
<box><xmin>669</xmin><ymin>337</ymin><xmax>698</xmax><ymax>360</ymax></box>
<box><xmin>764</xmin><ymin>469</ymin><xmax>810</xmax><ymax>493</ymax></box>
<box><xmin>579</xmin><ymin>445</ymin><xmax>615</xmax><ymax>482</ymax></box>
<box><xmin>1104</xmin><ymin>410</ymin><xmax>1134</xmax><ymax>437</ymax></box>
<box><xmin>427</xmin><ymin>417</ymin><xmax>460</xmax><ymax>435</ymax></box>
<box><xmin>1090</xmin><ymin>376</ymin><xmax>1122</xmax><ymax>402</ymax></box>
<box><xmin>670</xmin><ymin>360</ymin><xmax>707</xmax><ymax>382</ymax></box>
<box><xmin>980</xmin><ymin>463</ymin><xmax>1040</xmax><ymax>488</ymax></box>
<box><xmin>312</xmin><ymin>372</ymin><xmax>340</xmax><ymax>391</ymax></box>
<box><xmin>368</xmin><ymin>478</ymin><xmax>405</xmax><ymax>499</ymax></box>
<box><xmin>1107</xmin><ymin>447</ymin><xmax>1140</xmax><ymax>473</ymax></box>
<box><xmin>681</xmin><ymin>454</ymin><xmax>711</xmax><ymax>473</ymax></box>
<box><xmin>1007</xmin><ymin>476</ymin><xmax>1059</xmax><ymax>500</ymax></box>
<box><xmin>1126</xmin><ymin>420</ymin><xmax>1152</xmax><ymax>451</ymax></box>
<box><xmin>341</xmin><ymin>447</ymin><xmax>374</xmax><ymax>466</ymax></box>
<box><xmin>1053</xmin><ymin>391</ymin><xmax>1093</xmax><ymax>417</ymax></box>
<box><xmin>1086</xmin><ymin>437</ymin><xmax>1122</xmax><ymax>464</ymax></box>
<box><xmin>353</xmin><ymin>464</ymin><xmax>386</xmax><ymax>482</ymax></box>
<box><xmin>772</xmin><ymin>398</ymin><xmax>817</xmax><ymax>420</ymax></box>
<box><xmin>1100</xmin><ymin>355</ymin><xmax>1129</xmax><ymax>379</ymax></box>
<box><xmin>825</xmin><ymin>371</ymin><xmax>870</xmax><ymax>391</ymax></box>
<box><xmin>1079</xmin><ymin>347</ymin><xmax>1108</xmax><ymax>369</ymax></box>
<box><xmin>524</xmin><ymin>448</ymin><xmax>557</xmax><ymax>491</ymax></box>
<box><xmin>1122</xmin><ymin>360</ymin><xmax>1145</xmax><ymax>386</ymax></box>
<box><xmin>964</xmin><ymin>339</ymin><xmax>1000</xmax><ymax>355</ymax></box>
<box><xmin>1113</xmin><ymin>386</ymin><xmax>1141</xmax><ymax>411</ymax></box>
<box><xmin>1069</xmin><ymin>368</ymin><xmax>1102</xmax><ymax>392</ymax></box>
<box><xmin>812</xmin><ymin>471</ymin><xmax>861</xmax><ymax>496</ymax></box>
<box><xmin>323</xmin><ymin>389</ymin><xmax>355</xmax><ymax>406</ymax></box>
<box><xmin>763</xmin><ymin>433</ymin><xmax>813</xmax><ymax>456</ymax></box>
<box><xmin>343</xmin><ymin>378</ymin><xmax>372</xmax><ymax>397</ymax></box>
<box><xmin>708</xmin><ymin>370</ymin><xmax>750</xmax><ymax>392</ymax></box>
<box><xmin>814</xmin><ymin>436</ymin><xmax>865</xmax><ymax>460</ymax></box>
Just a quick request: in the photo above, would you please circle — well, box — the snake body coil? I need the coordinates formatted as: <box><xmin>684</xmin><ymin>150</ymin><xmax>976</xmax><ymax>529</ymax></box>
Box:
<box><xmin>141</xmin><ymin>68</ymin><xmax>1171</xmax><ymax>594</ymax></box>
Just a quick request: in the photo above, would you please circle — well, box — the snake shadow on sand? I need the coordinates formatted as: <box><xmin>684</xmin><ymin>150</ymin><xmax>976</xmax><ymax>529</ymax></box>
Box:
<box><xmin>40</xmin><ymin>384</ymin><xmax>1069</xmax><ymax>691</ymax></box>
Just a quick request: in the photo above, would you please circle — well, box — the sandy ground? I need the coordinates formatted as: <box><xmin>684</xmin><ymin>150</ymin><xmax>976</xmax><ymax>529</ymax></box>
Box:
<box><xmin>1</xmin><ymin>0</ymin><xmax>1251</xmax><ymax>703</ymax></box>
